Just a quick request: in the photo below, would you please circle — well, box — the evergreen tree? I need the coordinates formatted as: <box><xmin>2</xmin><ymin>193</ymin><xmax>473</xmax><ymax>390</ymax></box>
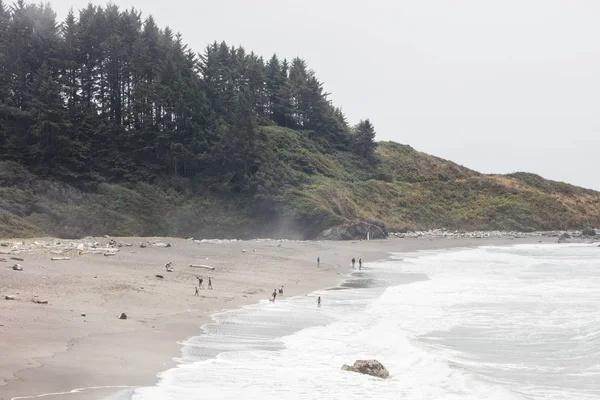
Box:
<box><xmin>353</xmin><ymin>119</ymin><xmax>377</xmax><ymax>160</ymax></box>
<box><xmin>0</xmin><ymin>0</ymin><xmax>377</xmax><ymax>190</ymax></box>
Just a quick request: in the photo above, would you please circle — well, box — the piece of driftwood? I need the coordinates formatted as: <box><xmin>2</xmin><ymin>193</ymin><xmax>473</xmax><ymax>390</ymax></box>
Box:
<box><xmin>189</xmin><ymin>264</ymin><xmax>215</xmax><ymax>271</ymax></box>
<box><xmin>51</xmin><ymin>257</ymin><xmax>71</xmax><ymax>261</ymax></box>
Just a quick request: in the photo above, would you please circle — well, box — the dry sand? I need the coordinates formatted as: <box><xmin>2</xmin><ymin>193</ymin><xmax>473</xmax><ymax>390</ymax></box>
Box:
<box><xmin>0</xmin><ymin>236</ymin><xmax>553</xmax><ymax>400</ymax></box>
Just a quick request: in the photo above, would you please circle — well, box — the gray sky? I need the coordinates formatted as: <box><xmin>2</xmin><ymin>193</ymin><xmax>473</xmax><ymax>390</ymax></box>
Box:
<box><xmin>49</xmin><ymin>0</ymin><xmax>600</xmax><ymax>190</ymax></box>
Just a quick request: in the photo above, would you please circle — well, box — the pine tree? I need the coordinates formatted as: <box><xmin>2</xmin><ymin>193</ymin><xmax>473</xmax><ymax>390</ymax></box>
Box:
<box><xmin>0</xmin><ymin>0</ymin><xmax>10</xmax><ymax>102</ymax></box>
<box><xmin>354</xmin><ymin>119</ymin><xmax>377</xmax><ymax>160</ymax></box>
<box><xmin>0</xmin><ymin>0</ymin><xmax>376</xmax><ymax>190</ymax></box>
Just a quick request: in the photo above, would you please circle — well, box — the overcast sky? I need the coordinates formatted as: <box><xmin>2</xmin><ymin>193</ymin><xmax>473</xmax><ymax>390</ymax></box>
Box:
<box><xmin>48</xmin><ymin>0</ymin><xmax>600</xmax><ymax>190</ymax></box>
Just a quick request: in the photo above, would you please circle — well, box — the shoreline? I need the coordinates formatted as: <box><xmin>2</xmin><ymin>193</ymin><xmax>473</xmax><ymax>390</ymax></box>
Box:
<box><xmin>0</xmin><ymin>236</ymin><xmax>555</xmax><ymax>400</ymax></box>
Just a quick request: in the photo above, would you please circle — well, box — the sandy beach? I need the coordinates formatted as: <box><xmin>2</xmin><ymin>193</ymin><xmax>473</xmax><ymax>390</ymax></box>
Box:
<box><xmin>0</xmin><ymin>236</ymin><xmax>553</xmax><ymax>400</ymax></box>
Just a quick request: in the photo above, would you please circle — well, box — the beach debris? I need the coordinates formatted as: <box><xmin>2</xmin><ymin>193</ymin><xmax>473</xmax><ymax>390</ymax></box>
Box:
<box><xmin>0</xmin><ymin>250</ymin><xmax>11</xmax><ymax>255</ymax></box>
<box><xmin>140</xmin><ymin>243</ymin><xmax>147</xmax><ymax>248</ymax></box>
<box><xmin>5</xmin><ymin>295</ymin><xmax>16</xmax><ymax>300</ymax></box>
<box><xmin>342</xmin><ymin>360</ymin><xmax>390</xmax><ymax>379</ymax></box>
<box><xmin>153</xmin><ymin>242</ymin><xmax>171</xmax><ymax>248</ymax></box>
<box><xmin>10</xmin><ymin>257</ymin><xmax>24</xmax><ymax>261</ymax></box>
<box><xmin>155</xmin><ymin>274</ymin><xmax>164</xmax><ymax>279</ymax></box>
<box><xmin>189</xmin><ymin>264</ymin><xmax>215</xmax><ymax>271</ymax></box>
<box><xmin>165</xmin><ymin>261</ymin><xmax>174</xmax><ymax>272</ymax></box>
<box><xmin>104</xmin><ymin>253</ymin><xmax>116</xmax><ymax>257</ymax></box>
<box><xmin>0</xmin><ymin>258</ymin><xmax>6</xmax><ymax>262</ymax></box>
<box><xmin>582</xmin><ymin>227</ymin><xmax>597</xmax><ymax>237</ymax></box>
<box><xmin>119</xmin><ymin>313</ymin><xmax>128</xmax><ymax>320</ymax></box>
<box><xmin>558</xmin><ymin>233</ymin><xmax>571</xmax><ymax>244</ymax></box>
<box><xmin>51</xmin><ymin>257</ymin><xmax>71</xmax><ymax>261</ymax></box>
<box><xmin>242</xmin><ymin>249</ymin><xmax>247</xmax><ymax>253</ymax></box>
<box><xmin>33</xmin><ymin>299</ymin><xmax>49</xmax><ymax>305</ymax></box>
<box><xmin>81</xmin><ymin>313</ymin><xmax>86</xmax><ymax>317</ymax></box>
<box><xmin>12</xmin><ymin>264</ymin><xmax>23</xmax><ymax>271</ymax></box>
<box><xmin>194</xmin><ymin>238</ymin><xmax>241</xmax><ymax>244</ymax></box>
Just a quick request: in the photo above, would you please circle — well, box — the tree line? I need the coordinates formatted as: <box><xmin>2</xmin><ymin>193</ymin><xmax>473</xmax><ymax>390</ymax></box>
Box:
<box><xmin>0</xmin><ymin>1</ymin><xmax>377</xmax><ymax>191</ymax></box>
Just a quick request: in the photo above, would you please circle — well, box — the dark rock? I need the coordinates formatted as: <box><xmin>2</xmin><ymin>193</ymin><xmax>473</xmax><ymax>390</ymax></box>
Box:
<box><xmin>582</xmin><ymin>227</ymin><xmax>596</xmax><ymax>237</ymax></box>
<box><xmin>342</xmin><ymin>360</ymin><xmax>389</xmax><ymax>379</ymax></box>
<box><xmin>317</xmin><ymin>222</ymin><xmax>388</xmax><ymax>241</ymax></box>
<box><xmin>12</xmin><ymin>264</ymin><xmax>23</xmax><ymax>271</ymax></box>
<box><xmin>119</xmin><ymin>313</ymin><xmax>127</xmax><ymax>320</ymax></box>
<box><xmin>34</xmin><ymin>299</ymin><xmax>48</xmax><ymax>304</ymax></box>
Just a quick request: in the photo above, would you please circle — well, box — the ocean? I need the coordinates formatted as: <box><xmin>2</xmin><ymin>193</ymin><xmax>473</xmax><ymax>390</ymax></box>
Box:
<box><xmin>129</xmin><ymin>243</ymin><xmax>600</xmax><ymax>400</ymax></box>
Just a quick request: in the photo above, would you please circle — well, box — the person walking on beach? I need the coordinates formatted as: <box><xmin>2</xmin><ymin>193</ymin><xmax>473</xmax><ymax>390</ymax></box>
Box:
<box><xmin>317</xmin><ymin>296</ymin><xmax>322</xmax><ymax>307</ymax></box>
<box><xmin>194</xmin><ymin>287</ymin><xmax>199</xmax><ymax>296</ymax></box>
<box><xmin>317</xmin><ymin>256</ymin><xmax>320</xmax><ymax>267</ymax></box>
<box><xmin>272</xmin><ymin>289</ymin><xmax>278</xmax><ymax>302</ymax></box>
<box><xmin>359</xmin><ymin>258</ymin><xmax>362</xmax><ymax>270</ymax></box>
<box><xmin>351</xmin><ymin>257</ymin><xmax>356</xmax><ymax>269</ymax></box>
<box><xmin>198</xmin><ymin>277</ymin><xmax>204</xmax><ymax>289</ymax></box>
<box><xmin>208</xmin><ymin>277</ymin><xmax>213</xmax><ymax>290</ymax></box>
<box><xmin>279</xmin><ymin>286</ymin><xmax>284</xmax><ymax>295</ymax></box>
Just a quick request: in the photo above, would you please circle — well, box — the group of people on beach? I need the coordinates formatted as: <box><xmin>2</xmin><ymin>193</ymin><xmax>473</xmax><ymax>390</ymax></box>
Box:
<box><xmin>271</xmin><ymin>286</ymin><xmax>284</xmax><ymax>302</ymax></box>
<box><xmin>270</xmin><ymin>285</ymin><xmax>322</xmax><ymax>307</ymax></box>
<box><xmin>351</xmin><ymin>257</ymin><xmax>363</xmax><ymax>270</ymax></box>
<box><xmin>317</xmin><ymin>256</ymin><xmax>363</xmax><ymax>270</ymax></box>
<box><xmin>194</xmin><ymin>276</ymin><xmax>213</xmax><ymax>296</ymax></box>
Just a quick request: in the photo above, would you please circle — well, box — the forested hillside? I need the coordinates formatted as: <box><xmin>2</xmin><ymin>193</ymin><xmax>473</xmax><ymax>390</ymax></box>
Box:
<box><xmin>1</xmin><ymin>1</ymin><xmax>599</xmax><ymax>239</ymax></box>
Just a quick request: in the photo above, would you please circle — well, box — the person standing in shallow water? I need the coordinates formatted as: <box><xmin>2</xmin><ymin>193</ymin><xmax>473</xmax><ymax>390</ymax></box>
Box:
<box><xmin>317</xmin><ymin>256</ymin><xmax>320</xmax><ymax>267</ymax></box>
<box><xmin>351</xmin><ymin>257</ymin><xmax>356</xmax><ymax>269</ymax></box>
<box><xmin>317</xmin><ymin>296</ymin><xmax>322</xmax><ymax>307</ymax></box>
<box><xmin>359</xmin><ymin>258</ymin><xmax>362</xmax><ymax>270</ymax></box>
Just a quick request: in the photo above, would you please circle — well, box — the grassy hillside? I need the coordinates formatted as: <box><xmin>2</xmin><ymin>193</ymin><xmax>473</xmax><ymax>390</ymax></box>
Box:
<box><xmin>1</xmin><ymin>126</ymin><xmax>599</xmax><ymax>239</ymax></box>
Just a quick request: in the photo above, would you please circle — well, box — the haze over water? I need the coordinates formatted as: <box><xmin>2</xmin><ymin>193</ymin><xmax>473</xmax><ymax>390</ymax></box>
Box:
<box><xmin>131</xmin><ymin>243</ymin><xmax>600</xmax><ymax>399</ymax></box>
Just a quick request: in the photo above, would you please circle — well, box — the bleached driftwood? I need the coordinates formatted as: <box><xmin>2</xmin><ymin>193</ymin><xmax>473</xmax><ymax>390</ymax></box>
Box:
<box><xmin>95</xmin><ymin>248</ymin><xmax>120</xmax><ymax>253</ymax></box>
<box><xmin>189</xmin><ymin>264</ymin><xmax>215</xmax><ymax>271</ymax></box>
<box><xmin>51</xmin><ymin>257</ymin><xmax>71</xmax><ymax>261</ymax></box>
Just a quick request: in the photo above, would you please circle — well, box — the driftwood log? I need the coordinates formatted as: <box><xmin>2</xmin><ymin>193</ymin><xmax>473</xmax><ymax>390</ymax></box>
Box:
<box><xmin>189</xmin><ymin>264</ymin><xmax>215</xmax><ymax>271</ymax></box>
